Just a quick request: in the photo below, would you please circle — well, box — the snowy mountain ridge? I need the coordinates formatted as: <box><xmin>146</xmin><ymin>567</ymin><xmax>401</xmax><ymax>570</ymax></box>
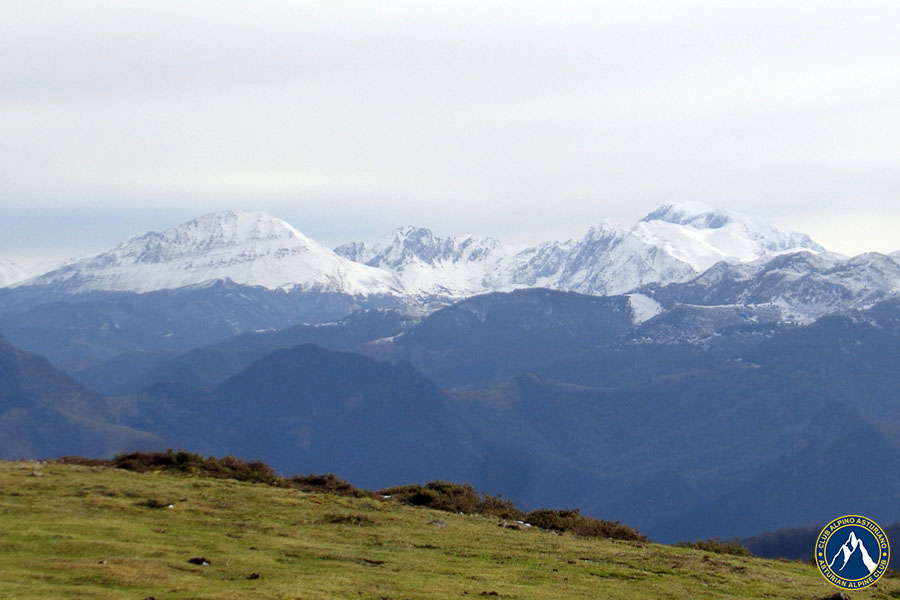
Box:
<box><xmin>18</xmin><ymin>211</ymin><xmax>403</xmax><ymax>296</ymax></box>
<box><xmin>335</xmin><ymin>226</ymin><xmax>512</xmax><ymax>297</ymax></box>
<box><xmin>639</xmin><ymin>248</ymin><xmax>900</xmax><ymax>324</ymax></box>
<box><xmin>8</xmin><ymin>203</ymin><xmax>895</xmax><ymax>325</ymax></box>
<box><xmin>337</xmin><ymin>202</ymin><xmax>825</xmax><ymax>298</ymax></box>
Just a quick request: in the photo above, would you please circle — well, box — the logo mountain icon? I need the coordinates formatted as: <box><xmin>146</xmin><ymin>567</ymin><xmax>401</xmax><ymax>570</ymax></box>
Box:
<box><xmin>828</xmin><ymin>530</ymin><xmax>879</xmax><ymax>575</ymax></box>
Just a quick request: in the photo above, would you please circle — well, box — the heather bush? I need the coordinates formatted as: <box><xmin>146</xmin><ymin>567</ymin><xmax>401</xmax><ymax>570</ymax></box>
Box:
<box><xmin>676</xmin><ymin>538</ymin><xmax>752</xmax><ymax>557</ymax></box>
<box><xmin>112</xmin><ymin>450</ymin><xmax>278</xmax><ymax>484</ymax></box>
<box><xmin>289</xmin><ymin>473</ymin><xmax>370</xmax><ymax>498</ymax></box>
<box><xmin>524</xmin><ymin>509</ymin><xmax>584</xmax><ymax>532</ymax></box>
<box><xmin>380</xmin><ymin>481</ymin><xmax>523</xmax><ymax>520</ymax></box>
<box><xmin>572</xmin><ymin>517</ymin><xmax>646</xmax><ymax>541</ymax></box>
<box><xmin>524</xmin><ymin>508</ymin><xmax>646</xmax><ymax>541</ymax></box>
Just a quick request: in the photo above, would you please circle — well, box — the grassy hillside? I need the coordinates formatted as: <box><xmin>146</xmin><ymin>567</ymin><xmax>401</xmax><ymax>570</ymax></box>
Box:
<box><xmin>1</xmin><ymin>461</ymin><xmax>897</xmax><ymax>600</ymax></box>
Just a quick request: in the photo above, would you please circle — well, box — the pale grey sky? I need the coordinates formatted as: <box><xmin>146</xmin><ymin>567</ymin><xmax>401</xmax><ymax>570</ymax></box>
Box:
<box><xmin>2</xmin><ymin>1</ymin><xmax>899</xmax><ymax>266</ymax></box>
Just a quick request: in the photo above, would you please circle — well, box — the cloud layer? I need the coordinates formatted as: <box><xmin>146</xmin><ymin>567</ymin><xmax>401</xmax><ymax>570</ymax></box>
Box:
<box><xmin>2</xmin><ymin>1</ymin><xmax>899</xmax><ymax>263</ymax></box>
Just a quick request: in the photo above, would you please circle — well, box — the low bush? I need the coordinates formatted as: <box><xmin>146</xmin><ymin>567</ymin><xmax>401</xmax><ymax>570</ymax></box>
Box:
<box><xmin>112</xmin><ymin>450</ymin><xmax>278</xmax><ymax>484</ymax></box>
<box><xmin>379</xmin><ymin>481</ymin><xmax>523</xmax><ymax>520</ymax></box>
<box><xmin>524</xmin><ymin>509</ymin><xmax>583</xmax><ymax>532</ymax></box>
<box><xmin>289</xmin><ymin>473</ymin><xmax>370</xmax><ymax>498</ymax></box>
<box><xmin>572</xmin><ymin>517</ymin><xmax>646</xmax><ymax>541</ymax></box>
<box><xmin>676</xmin><ymin>538</ymin><xmax>753</xmax><ymax>557</ymax></box>
<box><xmin>524</xmin><ymin>508</ymin><xmax>646</xmax><ymax>541</ymax></box>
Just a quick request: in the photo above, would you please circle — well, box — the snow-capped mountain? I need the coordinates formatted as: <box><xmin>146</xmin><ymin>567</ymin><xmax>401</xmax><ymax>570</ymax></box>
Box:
<box><xmin>336</xmin><ymin>202</ymin><xmax>824</xmax><ymax>298</ymax></box>
<box><xmin>507</xmin><ymin>218</ymin><xmax>700</xmax><ymax>296</ymax></box>
<box><xmin>6</xmin><ymin>203</ymin><xmax>873</xmax><ymax>322</ymax></box>
<box><xmin>529</xmin><ymin>202</ymin><xmax>822</xmax><ymax>295</ymax></box>
<box><xmin>335</xmin><ymin>226</ymin><xmax>511</xmax><ymax>297</ymax></box>
<box><xmin>635</xmin><ymin>202</ymin><xmax>823</xmax><ymax>270</ymax></box>
<box><xmin>19</xmin><ymin>211</ymin><xmax>403</xmax><ymax>296</ymax></box>
<box><xmin>642</xmin><ymin>250</ymin><xmax>900</xmax><ymax>323</ymax></box>
<box><xmin>0</xmin><ymin>258</ymin><xmax>31</xmax><ymax>287</ymax></box>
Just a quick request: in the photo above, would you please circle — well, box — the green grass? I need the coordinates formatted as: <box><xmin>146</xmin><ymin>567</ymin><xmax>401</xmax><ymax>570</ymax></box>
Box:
<box><xmin>1</xmin><ymin>460</ymin><xmax>896</xmax><ymax>599</ymax></box>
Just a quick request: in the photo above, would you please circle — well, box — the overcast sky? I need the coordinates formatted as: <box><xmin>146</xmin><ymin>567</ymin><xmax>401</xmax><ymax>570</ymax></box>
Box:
<box><xmin>2</xmin><ymin>1</ymin><xmax>899</xmax><ymax>266</ymax></box>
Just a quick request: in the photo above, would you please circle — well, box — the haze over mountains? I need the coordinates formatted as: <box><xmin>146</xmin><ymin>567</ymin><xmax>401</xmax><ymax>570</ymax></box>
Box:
<box><xmin>2</xmin><ymin>202</ymin><xmax>900</xmax><ymax>545</ymax></box>
<box><xmin>0</xmin><ymin>259</ymin><xmax>31</xmax><ymax>287</ymax></box>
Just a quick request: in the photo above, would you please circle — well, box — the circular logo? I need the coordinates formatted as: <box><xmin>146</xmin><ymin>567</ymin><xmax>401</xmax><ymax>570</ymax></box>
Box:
<box><xmin>816</xmin><ymin>515</ymin><xmax>890</xmax><ymax>589</ymax></box>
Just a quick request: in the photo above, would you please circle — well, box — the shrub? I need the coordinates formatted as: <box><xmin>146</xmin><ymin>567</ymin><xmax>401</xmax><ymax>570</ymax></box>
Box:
<box><xmin>572</xmin><ymin>517</ymin><xmax>646</xmax><ymax>541</ymax></box>
<box><xmin>676</xmin><ymin>538</ymin><xmax>753</xmax><ymax>557</ymax></box>
<box><xmin>476</xmin><ymin>494</ymin><xmax>524</xmax><ymax>521</ymax></box>
<box><xmin>379</xmin><ymin>481</ymin><xmax>523</xmax><ymax>520</ymax></box>
<box><xmin>524</xmin><ymin>508</ymin><xmax>646</xmax><ymax>541</ymax></box>
<box><xmin>289</xmin><ymin>473</ymin><xmax>370</xmax><ymax>498</ymax></box>
<box><xmin>525</xmin><ymin>509</ymin><xmax>584</xmax><ymax>532</ymax></box>
<box><xmin>112</xmin><ymin>450</ymin><xmax>278</xmax><ymax>484</ymax></box>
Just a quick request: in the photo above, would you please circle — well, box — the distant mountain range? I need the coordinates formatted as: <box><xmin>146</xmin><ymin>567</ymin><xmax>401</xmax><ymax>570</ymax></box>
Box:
<box><xmin>17</xmin><ymin>210</ymin><xmax>404</xmax><ymax>296</ymax></box>
<box><xmin>7</xmin><ymin>202</ymin><xmax>824</xmax><ymax>300</ymax></box>
<box><xmin>2</xmin><ymin>203</ymin><xmax>900</xmax><ymax>545</ymax></box>
<box><xmin>4</xmin><ymin>202</ymin><xmax>894</xmax><ymax>370</ymax></box>
<box><xmin>3</xmin><ymin>290</ymin><xmax>900</xmax><ymax>542</ymax></box>
<box><xmin>338</xmin><ymin>201</ymin><xmax>823</xmax><ymax>297</ymax></box>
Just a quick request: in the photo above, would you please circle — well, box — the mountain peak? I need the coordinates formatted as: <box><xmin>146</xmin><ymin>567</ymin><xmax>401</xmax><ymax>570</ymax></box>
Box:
<box><xmin>391</xmin><ymin>225</ymin><xmax>435</xmax><ymax>239</ymax></box>
<box><xmin>633</xmin><ymin>203</ymin><xmax>823</xmax><ymax>271</ymax></box>
<box><xmin>641</xmin><ymin>202</ymin><xmax>733</xmax><ymax>229</ymax></box>
<box><xmin>585</xmin><ymin>219</ymin><xmax>627</xmax><ymax>240</ymax></box>
<box><xmin>336</xmin><ymin>227</ymin><xmax>510</xmax><ymax>297</ymax></box>
<box><xmin>164</xmin><ymin>209</ymin><xmax>310</xmax><ymax>245</ymax></box>
<box><xmin>21</xmin><ymin>211</ymin><xmax>402</xmax><ymax>295</ymax></box>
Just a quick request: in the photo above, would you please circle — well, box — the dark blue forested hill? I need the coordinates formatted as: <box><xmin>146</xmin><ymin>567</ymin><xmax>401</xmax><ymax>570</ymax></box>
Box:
<box><xmin>0</xmin><ymin>333</ymin><xmax>159</xmax><ymax>458</ymax></box>
<box><xmin>117</xmin><ymin>344</ymin><xmax>483</xmax><ymax>490</ymax></box>
<box><xmin>91</xmin><ymin>288</ymin><xmax>636</xmax><ymax>393</ymax></box>
<box><xmin>372</xmin><ymin>288</ymin><xmax>635</xmax><ymax>387</ymax></box>
<box><xmin>78</xmin><ymin>307</ymin><xmax>414</xmax><ymax>394</ymax></box>
<box><xmin>3</xmin><ymin>289</ymin><xmax>900</xmax><ymax>544</ymax></box>
<box><xmin>89</xmin><ymin>296</ymin><xmax>900</xmax><ymax>542</ymax></box>
<box><xmin>0</xmin><ymin>280</ymin><xmax>404</xmax><ymax>370</ymax></box>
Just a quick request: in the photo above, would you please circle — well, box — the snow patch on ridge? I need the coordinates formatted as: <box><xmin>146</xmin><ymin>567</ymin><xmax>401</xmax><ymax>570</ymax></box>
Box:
<box><xmin>627</xmin><ymin>293</ymin><xmax>663</xmax><ymax>324</ymax></box>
